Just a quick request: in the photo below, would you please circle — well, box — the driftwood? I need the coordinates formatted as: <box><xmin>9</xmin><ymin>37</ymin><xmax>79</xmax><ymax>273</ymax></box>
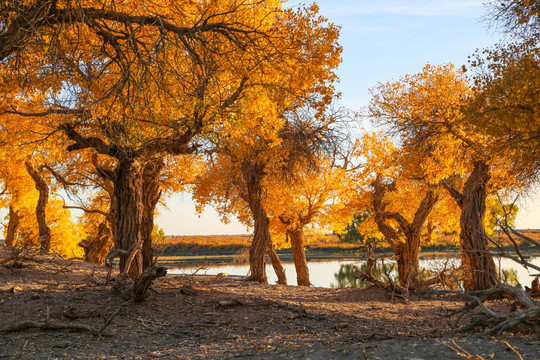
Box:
<box><xmin>216</xmin><ymin>299</ymin><xmax>243</xmax><ymax>309</ymax></box>
<box><xmin>525</xmin><ymin>277</ymin><xmax>540</xmax><ymax>297</ymax></box>
<box><xmin>114</xmin><ymin>266</ymin><xmax>167</xmax><ymax>302</ymax></box>
<box><xmin>353</xmin><ymin>243</ymin><xmax>408</xmax><ymax>299</ymax></box>
<box><xmin>446</xmin><ymin>283</ymin><xmax>540</xmax><ymax>336</ymax></box>
<box><xmin>205</xmin><ymin>272</ymin><xmax>229</xmax><ymax>285</ymax></box>
<box><xmin>109</xmin><ymin>240</ymin><xmax>167</xmax><ymax>302</ymax></box>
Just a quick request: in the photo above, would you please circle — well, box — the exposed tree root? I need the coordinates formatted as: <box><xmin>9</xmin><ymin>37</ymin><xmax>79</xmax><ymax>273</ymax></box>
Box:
<box><xmin>114</xmin><ymin>266</ymin><xmax>167</xmax><ymax>302</ymax></box>
<box><xmin>445</xmin><ymin>284</ymin><xmax>540</xmax><ymax>336</ymax></box>
<box><xmin>133</xmin><ymin>266</ymin><xmax>168</xmax><ymax>302</ymax></box>
<box><xmin>110</xmin><ymin>240</ymin><xmax>167</xmax><ymax>302</ymax></box>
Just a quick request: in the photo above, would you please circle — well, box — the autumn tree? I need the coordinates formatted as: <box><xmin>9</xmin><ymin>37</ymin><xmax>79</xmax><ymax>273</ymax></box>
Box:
<box><xmin>269</xmin><ymin>154</ymin><xmax>350</xmax><ymax>286</ymax></box>
<box><xmin>191</xmin><ymin>115</ymin><xmax>288</xmax><ymax>284</ymax></box>
<box><xmin>466</xmin><ymin>2</ymin><xmax>540</xmax><ymax>188</ymax></box>
<box><xmin>0</xmin><ymin>1</ymin><xmax>340</xmax><ymax>280</ymax></box>
<box><xmin>0</xmin><ymin>151</ymin><xmax>84</xmax><ymax>257</ymax></box>
<box><xmin>266</xmin><ymin>112</ymin><xmax>354</xmax><ymax>286</ymax></box>
<box><xmin>192</xmin><ymin>98</ymin><xmax>343</xmax><ymax>285</ymax></box>
<box><xmin>369</xmin><ymin>64</ymin><xmax>519</xmax><ymax>290</ymax></box>
<box><xmin>349</xmin><ymin>133</ymin><xmax>451</xmax><ymax>288</ymax></box>
<box><xmin>189</xmin><ymin>4</ymin><xmax>341</xmax><ymax>284</ymax></box>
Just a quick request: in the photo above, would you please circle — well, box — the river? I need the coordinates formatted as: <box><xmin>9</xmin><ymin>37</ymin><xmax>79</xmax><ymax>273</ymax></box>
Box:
<box><xmin>168</xmin><ymin>256</ymin><xmax>540</xmax><ymax>288</ymax></box>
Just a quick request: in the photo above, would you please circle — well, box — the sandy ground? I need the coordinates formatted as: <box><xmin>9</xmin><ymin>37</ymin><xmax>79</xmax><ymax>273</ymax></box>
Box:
<box><xmin>1</xmin><ymin>246</ymin><xmax>539</xmax><ymax>359</ymax></box>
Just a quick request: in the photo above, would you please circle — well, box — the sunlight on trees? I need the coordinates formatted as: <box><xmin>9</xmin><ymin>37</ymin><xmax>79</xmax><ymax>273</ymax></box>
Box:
<box><xmin>0</xmin><ymin>1</ymin><xmax>537</xmax><ymax>305</ymax></box>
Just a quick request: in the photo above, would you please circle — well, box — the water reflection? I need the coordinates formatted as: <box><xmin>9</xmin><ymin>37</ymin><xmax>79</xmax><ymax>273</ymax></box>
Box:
<box><xmin>331</xmin><ymin>263</ymin><xmax>398</xmax><ymax>288</ymax></box>
<box><xmin>170</xmin><ymin>256</ymin><xmax>540</xmax><ymax>288</ymax></box>
<box><xmin>331</xmin><ymin>263</ymin><xmax>441</xmax><ymax>288</ymax></box>
<box><xmin>331</xmin><ymin>263</ymin><xmax>522</xmax><ymax>289</ymax></box>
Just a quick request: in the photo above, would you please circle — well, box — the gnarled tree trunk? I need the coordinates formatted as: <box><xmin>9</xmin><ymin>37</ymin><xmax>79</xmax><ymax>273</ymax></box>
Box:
<box><xmin>242</xmin><ymin>161</ymin><xmax>271</xmax><ymax>283</ymax></box>
<box><xmin>288</xmin><ymin>227</ymin><xmax>310</xmax><ymax>286</ymax></box>
<box><xmin>113</xmin><ymin>158</ymin><xmax>144</xmax><ymax>279</ymax></box>
<box><xmin>372</xmin><ymin>176</ymin><xmax>439</xmax><ymax>288</ymax></box>
<box><xmin>79</xmin><ymin>221</ymin><xmax>113</xmax><ymax>264</ymax></box>
<box><xmin>141</xmin><ymin>160</ymin><xmax>163</xmax><ymax>269</ymax></box>
<box><xmin>267</xmin><ymin>243</ymin><xmax>287</xmax><ymax>285</ymax></box>
<box><xmin>85</xmin><ymin>156</ymin><xmax>118</xmax><ymax>264</ymax></box>
<box><xmin>25</xmin><ymin>162</ymin><xmax>51</xmax><ymax>253</ymax></box>
<box><xmin>394</xmin><ymin>242</ymin><xmax>420</xmax><ymax>288</ymax></box>
<box><xmin>5</xmin><ymin>206</ymin><xmax>20</xmax><ymax>247</ymax></box>
<box><xmin>445</xmin><ymin>161</ymin><xmax>498</xmax><ymax>290</ymax></box>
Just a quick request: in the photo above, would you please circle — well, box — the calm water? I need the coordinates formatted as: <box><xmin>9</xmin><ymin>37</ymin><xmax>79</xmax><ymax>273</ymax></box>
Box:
<box><xmin>168</xmin><ymin>256</ymin><xmax>540</xmax><ymax>288</ymax></box>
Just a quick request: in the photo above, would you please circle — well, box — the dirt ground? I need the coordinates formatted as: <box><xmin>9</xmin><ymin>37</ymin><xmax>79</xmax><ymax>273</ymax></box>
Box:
<box><xmin>1</xmin><ymin>246</ymin><xmax>539</xmax><ymax>359</ymax></box>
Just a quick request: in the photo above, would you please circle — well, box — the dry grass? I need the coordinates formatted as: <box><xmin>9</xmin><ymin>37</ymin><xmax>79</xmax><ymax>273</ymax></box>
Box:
<box><xmin>162</xmin><ymin>234</ymin><xmax>363</xmax><ymax>255</ymax></box>
<box><xmin>161</xmin><ymin>229</ymin><xmax>540</xmax><ymax>256</ymax></box>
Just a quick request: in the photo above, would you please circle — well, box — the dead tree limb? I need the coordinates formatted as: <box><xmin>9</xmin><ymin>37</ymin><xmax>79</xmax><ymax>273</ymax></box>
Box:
<box><xmin>353</xmin><ymin>243</ymin><xmax>408</xmax><ymax>298</ymax></box>
<box><xmin>447</xmin><ymin>284</ymin><xmax>540</xmax><ymax>335</ymax></box>
<box><xmin>113</xmin><ymin>241</ymin><xmax>167</xmax><ymax>302</ymax></box>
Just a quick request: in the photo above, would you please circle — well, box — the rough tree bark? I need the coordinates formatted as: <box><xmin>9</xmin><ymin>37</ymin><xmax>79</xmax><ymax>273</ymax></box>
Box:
<box><xmin>267</xmin><ymin>243</ymin><xmax>287</xmax><ymax>285</ymax></box>
<box><xmin>372</xmin><ymin>176</ymin><xmax>439</xmax><ymax>288</ymax></box>
<box><xmin>5</xmin><ymin>206</ymin><xmax>20</xmax><ymax>247</ymax></box>
<box><xmin>443</xmin><ymin>161</ymin><xmax>498</xmax><ymax>290</ymax></box>
<box><xmin>141</xmin><ymin>159</ymin><xmax>163</xmax><ymax>269</ymax></box>
<box><xmin>287</xmin><ymin>227</ymin><xmax>311</xmax><ymax>286</ymax></box>
<box><xmin>241</xmin><ymin>161</ymin><xmax>271</xmax><ymax>283</ymax></box>
<box><xmin>25</xmin><ymin>162</ymin><xmax>51</xmax><ymax>253</ymax></box>
<box><xmin>113</xmin><ymin>157</ymin><xmax>144</xmax><ymax>279</ymax></box>
<box><xmin>79</xmin><ymin>156</ymin><xmax>118</xmax><ymax>264</ymax></box>
<box><xmin>79</xmin><ymin>221</ymin><xmax>113</xmax><ymax>264</ymax></box>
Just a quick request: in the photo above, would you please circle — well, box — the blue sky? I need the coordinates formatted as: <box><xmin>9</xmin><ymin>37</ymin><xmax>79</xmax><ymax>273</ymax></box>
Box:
<box><xmin>155</xmin><ymin>0</ymin><xmax>540</xmax><ymax>235</ymax></box>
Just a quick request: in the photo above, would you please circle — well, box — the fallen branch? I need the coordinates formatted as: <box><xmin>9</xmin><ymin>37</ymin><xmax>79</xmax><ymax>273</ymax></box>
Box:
<box><xmin>133</xmin><ymin>266</ymin><xmax>168</xmax><ymax>302</ymax></box>
<box><xmin>353</xmin><ymin>243</ymin><xmax>408</xmax><ymax>299</ymax></box>
<box><xmin>205</xmin><ymin>272</ymin><xmax>229</xmax><ymax>285</ymax></box>
<box><xmin>115</xmin><ymin>266</ymin><xmax>168</xmax><ymax>302</ymax></box>
<box><xmin>501</xmin><ymin>340</ymin><xmax>525</xmax><ymax>360</ymax></box>
<box><xmin>446</xmin><ymin>284</ymin><xmax>540</xmax><ymax>335</ymax></box>
<box><xmin>435</xmin><ymin>339</ymin><xmax>485</xmax><ymax>360</ymax></box>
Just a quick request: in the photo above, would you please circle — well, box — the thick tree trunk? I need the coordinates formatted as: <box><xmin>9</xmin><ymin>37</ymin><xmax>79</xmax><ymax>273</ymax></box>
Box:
<box><xmin>458</xmin><ymin>161</ymin><xmax>498</xmax><ymax>290</ymax></box>
<box><xmin>372</xmin><ymin>176</ymin><xmax>438</xmax><ymax>288</ymax></box>
<box><xmin>242</xmin><ymin>161</ymin><xmax>270</xmax><ymax>283</ymax></box>
<box><xmin>141</xmin><ymin>160</ymin><xmax>163</xmax><ymax>269</ymax></box>
<box><xmin>248</xmin><ymin>204</ymin><xmax>271</xmax><ymax>283</ymax></box>
<box><xmin>25</xmin><ymin>162</ymin><xmax>51</xmax><ymax>253</ymax></box>
<box><xmin>79</xmin><ymin>221</ymin><xmax>113</xmax><ymax>264</ymax></box>
<box><xmin>267</xmin><ymin>243</ymin><xmax>287</xmax><ymax>285</ymax></box>
<box><xmin>113</xmin><ymin>158</ymin><xmax>144</xmax><ymax>279</ymax></box>
<box><xmin>5</xmin><ymin>206</ymin><xmax>20</xmax><ymax>247</ymax></box>
<box><xmin>395</xmin><ymin>241</ymin><xmax>420</xmax><ymax>288</ymax></box>
<box><xmin>80</xmin><ymin>177</ymin><xmax>116</xmax><ymax>264</ymax></box>
<box><xmin>288</xmin><ymin>228</ymin><xmax>310</xmax><ymax>286</ymax></box>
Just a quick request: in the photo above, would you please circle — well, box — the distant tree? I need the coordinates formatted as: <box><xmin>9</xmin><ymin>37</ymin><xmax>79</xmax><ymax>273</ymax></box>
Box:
<box><xmin>350</xmin><ymin>133</ymin><xmax>445</xmax><ymax>288</ymax></box>
<box><xmin>335</xmin><ymin>211</ymin><xmax>373</xmax><ymax>244</ymax></box>
<box><xmin>369</xmin><ymin>64</ymin><xmax>519</xmax><ymax>289</ymax></box>
<box><xmin>270</xmin><ymin>151</ymin><xmax>351</xmax><ymax>286</ymax></box>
